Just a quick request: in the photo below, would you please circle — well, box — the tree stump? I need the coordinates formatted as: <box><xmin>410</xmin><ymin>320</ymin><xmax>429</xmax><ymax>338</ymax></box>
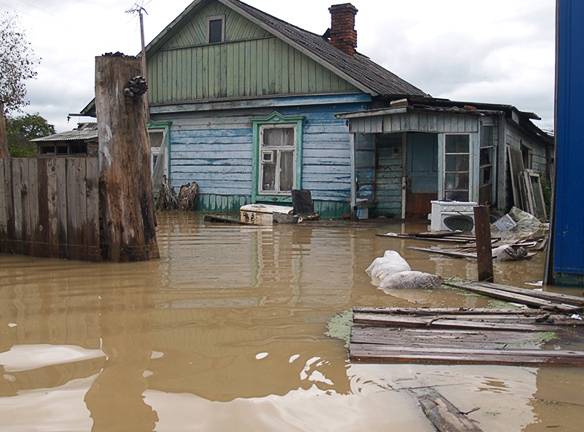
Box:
<box><xmin>95</xmin><ymin>54</ymin><xmax>159</xmax><ymax>262</ymax></box>
<box><xmin>0</xmin><ymin>103</ymin><xmax>8</xmax><ymax>159</ymax></box>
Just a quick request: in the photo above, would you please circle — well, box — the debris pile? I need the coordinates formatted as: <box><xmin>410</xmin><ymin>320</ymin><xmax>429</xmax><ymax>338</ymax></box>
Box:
<box><xmin>155</xmin><ymin>178</ymin><xmax>199</xmax><ymax>211</ymax></box>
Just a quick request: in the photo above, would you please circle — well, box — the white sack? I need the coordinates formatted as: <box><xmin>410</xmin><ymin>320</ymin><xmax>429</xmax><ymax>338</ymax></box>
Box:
<box><xmin>366</xmin><ymin>251</ymin><xmax>411</xmax><ymax>286</ymax></box>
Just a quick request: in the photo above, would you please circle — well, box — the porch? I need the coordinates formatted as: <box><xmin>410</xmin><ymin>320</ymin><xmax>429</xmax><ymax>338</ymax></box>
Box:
<box><xmin>342</xmin><ymin>105</ymin><xmax>501</xmax><ymax>220</ymax></box>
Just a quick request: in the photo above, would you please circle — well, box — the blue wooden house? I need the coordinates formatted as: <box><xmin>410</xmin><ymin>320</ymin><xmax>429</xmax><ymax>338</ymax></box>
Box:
<box><xmin>80</xmin><ymin>0</ymin><xmax>552</xmax><ymax>219</ymax></box>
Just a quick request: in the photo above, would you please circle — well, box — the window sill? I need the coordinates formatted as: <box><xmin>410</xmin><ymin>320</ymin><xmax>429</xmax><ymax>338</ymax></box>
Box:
<box><xmin>256</xmin><ymin>194</ymin><xmax>293</xmax><ymax>204</ymax></box>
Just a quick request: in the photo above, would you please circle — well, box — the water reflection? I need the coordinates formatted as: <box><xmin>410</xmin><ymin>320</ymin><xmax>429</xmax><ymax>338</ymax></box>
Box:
<box><xmin>0</xmin><ymin>212</ymin><xmax>582</xmax><ymax>431</ymax></box>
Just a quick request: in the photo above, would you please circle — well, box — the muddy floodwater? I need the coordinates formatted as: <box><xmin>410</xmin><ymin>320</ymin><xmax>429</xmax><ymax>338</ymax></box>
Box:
<box><xmin>1</xmin><ymin>212</ymin><xmax>584</xmax><ymax>431</ymax></box>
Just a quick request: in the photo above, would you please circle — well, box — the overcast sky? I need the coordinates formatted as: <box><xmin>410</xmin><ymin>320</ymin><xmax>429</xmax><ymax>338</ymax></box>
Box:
<box><xmin>2</xmin><ymin>0</ymin><xmax>555</xmax><ymax>132</ymax></box>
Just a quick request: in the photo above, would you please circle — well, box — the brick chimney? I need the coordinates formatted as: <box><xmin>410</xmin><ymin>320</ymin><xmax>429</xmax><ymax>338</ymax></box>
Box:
<box><xmin>329</xmin><ymin>3</ymin><xmax>358</xmax><ymax>56</ymax></box>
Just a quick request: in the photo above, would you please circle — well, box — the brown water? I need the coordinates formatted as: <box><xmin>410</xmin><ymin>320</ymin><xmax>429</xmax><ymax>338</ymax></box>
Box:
<box><xmin>0</xmin><ymin>212</ymin><xmax>583</xmax><ymax>431</ymax></box>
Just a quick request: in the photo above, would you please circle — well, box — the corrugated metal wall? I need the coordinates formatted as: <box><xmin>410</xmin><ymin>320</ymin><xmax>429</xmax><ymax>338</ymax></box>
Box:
<box><xmin>551</xmin><ymin>0</ymin><xmax>584</xmax><ymax>285</ymax></box>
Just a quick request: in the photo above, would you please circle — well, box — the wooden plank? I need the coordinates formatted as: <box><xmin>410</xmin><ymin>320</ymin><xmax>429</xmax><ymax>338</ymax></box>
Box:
<box><xmin>351</xmin><ymin>326</ymin><xmax>552</xmax><ymax>350</ymax></box>
<box><xmin>409</xmin><ymin>246</ymin><xmax>478</xmax><ymax>259</ymax></box>
<box><xmin>23</xmin><ymin>159</ymin><xmax>36</xmax><ymax>256</ymax></box>
<box><xmin>408</xmin><ymin>387</ymin><xmax>483</xmax><ymax>432</ymax></box>
<box><xmin>12</xmin><ymin>159</ymin><xmax>24</xmax><ymax>254</ymax></box>
<box><xmin>84</xmin><ymin>157</ymin><xmax>100</xmax><ymax>261</ymax></box>
<box><xmin>3</xmin><ymin>158</ymin><xmax>14</xmax><ymax>253</ymax></box>
<box><xmin>353</xmin><ymin>313</ymin><xmax>558</xmax><ymax>332</ymax></box>
<box><xmin>445</xmin><ymin>282</ymin><xmax>582</xmax><ymax>313</ymax></box>
<box><xmin>46</xmin><ymin>158</ymin><xmax>59</xmax><ymax>258</ymax></box>
<box><xmin>0</xmin><ymin>159</ymin><xmax>6</xmax><ymax>252</ymax></box>
<box><xmin>476</xmin><ymin>282</ymin><xmax>584</xmax><ymax>307</ymax></box>
<box><xmin>66</xmin><ymin>158</ymin><xmax>85</xmax><ymax>260</ymax></box>
<box><xmin>377</xmin><ymin>233</ymin><xmax>471</xmax><ymax>244</ymax></box>
<box><xmin>350</xmin><ymin>344</ymin><xmax>584</xmax><ymax>366</ymax></box>
<box><xmin>55</xmin><ymin>158</ymin><xmax>68</xmax><ymax>259</ymax></box>
<box><xmin>36</xmin><ymin>158</ymin><xmax>49</xmax><ymax>257</ymax></box>
<box><xmin>354</xmin><ymin>307</ymin><xmax>541</xmax><ymax>316</ymax></box>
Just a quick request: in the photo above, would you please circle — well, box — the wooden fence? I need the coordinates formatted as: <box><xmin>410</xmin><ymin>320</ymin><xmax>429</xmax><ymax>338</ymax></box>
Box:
<box><xmin>0</xmin><ymin>157</ymin><xmax>101</xmax><ymax>261</ymax></box>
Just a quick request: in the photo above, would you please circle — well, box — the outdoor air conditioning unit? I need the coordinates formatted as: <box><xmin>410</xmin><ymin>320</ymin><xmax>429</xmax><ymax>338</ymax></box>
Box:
<box><xmin>430</xmin><ymin>201</ymin><xmax>477</xmax><ymax>232</ymax></box>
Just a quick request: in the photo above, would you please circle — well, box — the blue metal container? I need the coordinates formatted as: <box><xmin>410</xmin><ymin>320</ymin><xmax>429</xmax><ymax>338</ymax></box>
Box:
<box><xmin>551</xmin><ymin>0</ymin><xmax>584</xmax><ymax>286</ymax></box>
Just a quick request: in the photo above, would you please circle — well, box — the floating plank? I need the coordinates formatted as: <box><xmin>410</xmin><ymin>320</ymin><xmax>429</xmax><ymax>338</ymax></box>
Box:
<box><xmin>354</xmin><ymin>309</ymin><xmax>584</xmax><ymax>326</ymax></box>
<box><xmin>350</xmin><ymin>344</ymin><xmax>584</xmax><ymax>366</ymax></box>
<box><xmin>408</xmin><ymin>387</ymin><xmax>483</xmax><ymax>432</ymax></box>
<box><xmin>204</xmin><ymin>214</ymin><xmax>246</xmax><ymax>225</ymax></box>
<box><xmin>409</xmin><ymin>246</ymin><xmax>479</xmax><ymax>259</ymax></box>
<box><xmin>351</xmin><ymin>326</ymin><xmax>553</xmax><ymax>350</ymax></box>
<box><xmin>445</xmin><ymin>282</ymin><xmax>582</xmax><ymax>313</ymax></box>
<box><xmin>377</xmin><ymin>233</ymin><xmax>471</xmax><ymax>244</ymax></box>
<box><xmin>354</xmin><ymin>307</ymin><xmax>539</xmax><ymax>316</ymax></box>
<box><xmin>353</xmin><ymin>313</ymin><xmax>558</xmax><ymax>332</ymax></box>
<box><xmin>477</xmin><ymin>282</ymin><xmax>584</xmax><ymax>307</ymax></box>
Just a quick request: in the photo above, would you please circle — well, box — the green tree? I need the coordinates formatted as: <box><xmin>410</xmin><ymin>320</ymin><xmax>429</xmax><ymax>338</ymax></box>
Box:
<box><xmin>0</xmin><ymin>12</ymin><xmax>40</xmax><ymax>158</ymax></box>
<box><xmin>7</xmin><ymin>113</ymin><xmax>55</xmax><ymax>157</ymax></box>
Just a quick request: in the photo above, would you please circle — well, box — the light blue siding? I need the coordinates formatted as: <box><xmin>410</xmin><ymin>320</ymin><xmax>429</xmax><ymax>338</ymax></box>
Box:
<box><xmin>159</xmin><ymin>96</ymin><xmax>369</xmax><ymax>216</ymax></box>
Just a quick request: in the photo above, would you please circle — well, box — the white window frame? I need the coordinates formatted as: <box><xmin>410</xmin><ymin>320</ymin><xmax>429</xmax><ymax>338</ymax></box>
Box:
<box><xmin>206</xmin><ymin>15</ymin><xmax>225</xmax><ymax>44</ymax></box>
<box><xmin>438</xmin><ymin>132</ymin><xmax>479</xmax><ymax>202</ymax></box>
<box><xmin>148</xmin><ymin>129</ymin><xmax>168</xmax><ymax>179</ymax></box>
<box><xmin>258</xmin><ymin>124</ymin><xmax>297</xmax><ymax>196</ymax></box>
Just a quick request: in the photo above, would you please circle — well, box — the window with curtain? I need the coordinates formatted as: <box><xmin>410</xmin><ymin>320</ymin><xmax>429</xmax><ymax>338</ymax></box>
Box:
<box><xmin>259</xmin><ymin>125</ymin><xmax>296</xmax><ymax>194</ymax></box>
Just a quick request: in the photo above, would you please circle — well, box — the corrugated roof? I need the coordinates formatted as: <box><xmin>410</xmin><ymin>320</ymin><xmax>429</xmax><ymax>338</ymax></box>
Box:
<box><xmin>32</xmin><ymin>123</ymin><xmax>98</xmax><ymax>143</ymax></box>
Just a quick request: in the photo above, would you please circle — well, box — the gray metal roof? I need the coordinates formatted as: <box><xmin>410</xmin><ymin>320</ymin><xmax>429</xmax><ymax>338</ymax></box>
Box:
<box><xmin>32</xmin><ymin>123</ymin><xmax>98</xmax><ymax>143</ymax></box>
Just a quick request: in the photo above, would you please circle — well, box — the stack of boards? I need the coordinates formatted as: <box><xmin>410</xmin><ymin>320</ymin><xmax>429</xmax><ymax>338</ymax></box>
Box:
<box><xmin>350</xmin><ymin>306</ymin><xmax>584</xmax><ymax>366</ymax></box>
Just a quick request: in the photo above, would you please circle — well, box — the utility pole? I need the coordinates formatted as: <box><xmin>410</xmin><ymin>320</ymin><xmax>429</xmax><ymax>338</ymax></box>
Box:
<box><xmin>126</xmin><ymin>3</ymin><xmax>149</xmax><ymax>120</ymax></box>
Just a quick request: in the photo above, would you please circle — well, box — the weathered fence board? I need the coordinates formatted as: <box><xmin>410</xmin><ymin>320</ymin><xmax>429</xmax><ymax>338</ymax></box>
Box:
<box><xmin>0</xmin><ymin>157</ymin><xmax>101</xmax><ymax>261</ymax></box>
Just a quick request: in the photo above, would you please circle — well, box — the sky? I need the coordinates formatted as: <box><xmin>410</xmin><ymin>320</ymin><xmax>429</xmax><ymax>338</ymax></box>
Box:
<box><xmin>1</xmin><ymin>0</ymin><xmax>555</xmax><ymax>132</ymax></box>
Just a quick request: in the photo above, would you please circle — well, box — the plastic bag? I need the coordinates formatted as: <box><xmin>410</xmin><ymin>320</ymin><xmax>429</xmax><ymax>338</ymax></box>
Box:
<box><xmin>366</xmin><ymin>251</ymin><xmax>411</xmax><ymax>286</ymax></box>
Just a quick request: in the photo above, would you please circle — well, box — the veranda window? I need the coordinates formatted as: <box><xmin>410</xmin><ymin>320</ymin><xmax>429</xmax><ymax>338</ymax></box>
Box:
<box><xmin>444</xmin><ymin>134</ymin><xmax>471</xmax><ymax>201</ymax></box>
<box><xmin>259</xmin><ymin>125</ymin><xmax>296</xmax><ymax>194</ymax></box>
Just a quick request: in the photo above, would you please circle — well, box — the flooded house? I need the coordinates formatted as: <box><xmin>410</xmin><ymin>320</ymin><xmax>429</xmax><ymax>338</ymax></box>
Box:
<box><xmin>78</xmin><ymin>0</ymin><xmax>552</xmax><ymax>219</ymax></box>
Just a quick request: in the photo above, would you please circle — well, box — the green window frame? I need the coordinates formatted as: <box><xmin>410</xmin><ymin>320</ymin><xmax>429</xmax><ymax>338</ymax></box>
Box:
<box><xmin>252</xmin><ymin>112</ymin><xmax>304</xmax><ymax>204</ymax></box>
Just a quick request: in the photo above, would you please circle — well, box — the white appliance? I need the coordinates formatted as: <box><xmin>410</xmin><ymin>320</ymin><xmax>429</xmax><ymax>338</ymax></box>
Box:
<box><xmin>430</xmin><ymin>201</ymin><xmax>477</xmax><ymax>232</ymax></box>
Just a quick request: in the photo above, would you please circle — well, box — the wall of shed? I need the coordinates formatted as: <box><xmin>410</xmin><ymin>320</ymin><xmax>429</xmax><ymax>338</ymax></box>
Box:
<box><xmin>505</xmin><ymin>122</ymin><xmax>548</xmax><ymax>176</ymax></box>
<box><xmin>148</xmin><ymin>1</ymin><xmax>357</xmax><ymax>104</ymax></box>
<box><xmin>156</xmin><ymin>98</ymin><xmax>369</xmax><ymax>218</ymax></box>
<box><xmin>502</xmin><ymin>121</ymin><xmax>550</xmax><ymax>210</ymax></box>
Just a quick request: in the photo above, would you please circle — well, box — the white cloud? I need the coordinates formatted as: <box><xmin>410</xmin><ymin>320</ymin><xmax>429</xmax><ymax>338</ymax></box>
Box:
<box><xmin>2</xmin><ymin>0</ymin><xmax>555</xmax><ymax>131</ymax></box>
